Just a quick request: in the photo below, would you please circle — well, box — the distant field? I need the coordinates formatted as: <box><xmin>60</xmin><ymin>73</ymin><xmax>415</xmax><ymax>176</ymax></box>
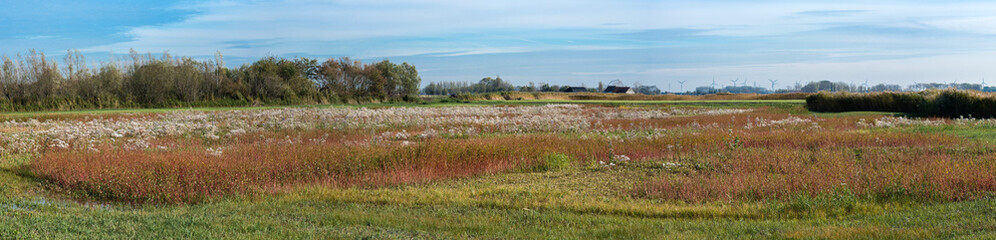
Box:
<box><xmin>2</xmin><ymin>100</ymin><xmax>995</xmax><ymax>238</ymax></box>
<box><xmin>0</xmin><ymin>99</ymin><xmax>805</xmax><ymax>118</ymax></box>
<box><xmin>475</xmin><ymin>99</ymin><xmax>806</xmax><ymax>104</ymax></box>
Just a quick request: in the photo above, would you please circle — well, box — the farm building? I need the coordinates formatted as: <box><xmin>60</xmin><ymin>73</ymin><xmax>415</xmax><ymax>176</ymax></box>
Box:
<box><xmin>562</xmin><ymin>87</ymin><xmax>589</xmax><ymax>93</ymax></box>
<box><xmin>603</xmin><ymin>86</ymin><xmax>635</xmax><ymax>94</ymax></box>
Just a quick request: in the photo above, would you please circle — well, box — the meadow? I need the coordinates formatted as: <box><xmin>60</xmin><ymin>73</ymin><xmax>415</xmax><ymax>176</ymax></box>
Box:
<box><xmin>1</xmin><ymin>100</ymin><xmax>995</xmax><ymax>238</ymax></box>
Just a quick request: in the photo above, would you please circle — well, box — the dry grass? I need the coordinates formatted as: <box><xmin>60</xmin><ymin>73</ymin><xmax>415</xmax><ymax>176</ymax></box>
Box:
<box><xmin>21</xmin><ymin>103</ymin><xmax>996</xmax><ymax>206</ymax></box>
<box><xmin>33</xmin><ymin>135</ymin><xmax>563</xmax><ymax>203</ymax></box>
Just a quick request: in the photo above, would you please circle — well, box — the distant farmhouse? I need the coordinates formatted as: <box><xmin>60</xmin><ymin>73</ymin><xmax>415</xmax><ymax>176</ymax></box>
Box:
<box><xmin>562</xmin><ymin>87</ymin><xmax>589</xmax><ymax>93</ymax></box>
<box><xmin>602</xmin><ymin>80</ymin><xmax>635</xmax><ymax>94</ymax></box>
<box><xmin>603</xmin><ymin>86</ymin><xmax>634</xmax><ymax>94</ymax></box>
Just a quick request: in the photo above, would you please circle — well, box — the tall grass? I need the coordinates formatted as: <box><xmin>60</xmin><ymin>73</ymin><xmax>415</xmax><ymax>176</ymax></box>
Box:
<box><xmin>807</xmin><ymin>90</ymin><xmax>996</xmax><ymax>118</ymax></box>
<box><xmin>31</xmin><ymin>125</ymin><xmax>967</xmax><ymax>203</ymax></box>
<box><xmin>32</xmin><ymin>135</ymin><xmax>573</xmax><ymax>203</ymax></box>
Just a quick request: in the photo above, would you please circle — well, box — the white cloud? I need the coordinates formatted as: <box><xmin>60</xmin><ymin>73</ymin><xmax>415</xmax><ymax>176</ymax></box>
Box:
<box><xmin>82</xmin><ymin>0</ymin><xmax>996</xmax><ymax>58</ymax></box>
<box><xmin>643</xmin><ymin>51</ymin><xmax>996</xmax><ymax>88</ymax></box>
<box><xmin>925</xmin><ymin>16</ymin><xmax>996</xmax><ymax>34</ymax></box>
<box><xmin>84</xmin><ymin>0</ymin><xmax>672</xmax><ymax>56</ymax></box>
<box><xmin>68</xmin><ymin>0</ymin><xmax>996</xmax><ymax>87</ymax></box>
<box><xmin>21</xmin><ymin>35</ymin><xmax>56</xmax><ymax>40</ymax></box>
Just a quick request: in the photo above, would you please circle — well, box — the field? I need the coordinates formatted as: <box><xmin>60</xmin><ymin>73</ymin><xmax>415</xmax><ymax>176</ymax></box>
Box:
<box><xmin>2</xmin><ymin>100</ymin><xmax>996</xmax><ymax>238</ymax></box>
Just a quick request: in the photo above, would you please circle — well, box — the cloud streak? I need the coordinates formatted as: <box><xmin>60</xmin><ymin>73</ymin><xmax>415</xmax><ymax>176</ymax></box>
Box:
<box><xmin>3</xmin><ymin>0</ymin><xmax>996</xmax><ymax>87</ymax></box>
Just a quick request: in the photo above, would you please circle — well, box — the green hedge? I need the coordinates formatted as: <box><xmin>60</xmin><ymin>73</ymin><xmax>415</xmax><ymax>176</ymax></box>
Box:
<box><xmin>806</xmin><ymin>90</ymin><xmax>996</xmax><ymax>118</ymax></box>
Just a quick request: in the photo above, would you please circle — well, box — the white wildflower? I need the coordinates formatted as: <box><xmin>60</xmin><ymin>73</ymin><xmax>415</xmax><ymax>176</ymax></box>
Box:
<box><xmin>48</xmin><ymin>138</ymin><xmax>70</xmax><ymax>149</ymax></box>
<box><xmin>206</xmin><ymin>147</ymin><xmax>223</xmax><ymax>157</ymax></box>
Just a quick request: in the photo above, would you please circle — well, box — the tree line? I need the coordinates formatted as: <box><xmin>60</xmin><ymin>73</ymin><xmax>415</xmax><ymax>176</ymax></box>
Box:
<box><xmin>422</xmin><ymin>76</ymin><xmax>515</xmax><ymax>95</ymax></box>
<box><xmin>0</xmin><ymin>50</ymin><xmax>420</xmax><ymax>111</ymax></box>
<box><xmin>423</xmin><ymin>77</ymin><xmax>668</xmax><ymax>95</ymax></box>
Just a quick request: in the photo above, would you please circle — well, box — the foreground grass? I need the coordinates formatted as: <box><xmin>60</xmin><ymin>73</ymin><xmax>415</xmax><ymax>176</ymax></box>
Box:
<box><xmin>3</xmin><ymin>165</ymin><xmax>995</xmax><ymax>239</ymax></box>
<box><xmin>3</xmin><ymin>150</ymin><xmax>995</xmax><ymax>239</ymax></box>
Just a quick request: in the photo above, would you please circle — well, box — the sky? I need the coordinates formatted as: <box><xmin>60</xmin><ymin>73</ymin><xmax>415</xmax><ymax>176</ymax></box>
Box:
<box><xmin>2</xmin><ymin>0</ymin><xmax>996</xmax><ymax>90</ymax></box>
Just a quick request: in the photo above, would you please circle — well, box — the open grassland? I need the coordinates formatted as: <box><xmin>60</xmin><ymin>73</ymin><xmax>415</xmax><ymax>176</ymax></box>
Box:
<box><xmin>2</xmin><ymin>100</ymin><xmax>996</xmax><ymax>238</ymax></box>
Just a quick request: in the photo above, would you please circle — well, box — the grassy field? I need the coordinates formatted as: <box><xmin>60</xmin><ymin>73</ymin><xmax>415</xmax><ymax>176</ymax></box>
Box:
<box><xmin>2</xmin><ymin>100</ymin><xmax>995</xmax><ymax>239</ymax></box>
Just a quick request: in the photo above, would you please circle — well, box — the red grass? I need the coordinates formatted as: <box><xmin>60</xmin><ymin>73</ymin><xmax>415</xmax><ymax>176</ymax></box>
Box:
<box><xmin>640</xmin><ymin>148</ymin><xmax>996</xmax><ymax>202</ymax></box>
<box><xmin>28</xmin><ymin>110</ymin><xmax>986</xmax><ymax>204</ymax></box>
<box><xmin>32</xmin><ymin>124</ymin><xmax>962</xmax><ymax>202</ymax></box>
<box><xmin>32</xmin><ymin>135</ymin><xmax>563</xmax><ymax>203</ymax></box>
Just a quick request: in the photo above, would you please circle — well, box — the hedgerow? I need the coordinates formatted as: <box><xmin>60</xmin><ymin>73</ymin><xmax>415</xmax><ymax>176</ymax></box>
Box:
<box><xmin>806</xmin><ymin>89</ymin><xmax>996</xmax><ymax>118</ymax></box>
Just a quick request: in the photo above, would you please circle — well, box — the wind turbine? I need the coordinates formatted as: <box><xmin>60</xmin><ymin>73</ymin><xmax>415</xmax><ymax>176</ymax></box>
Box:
<box><xmin>730</xmin><ymin>78</ymin><xmax>738</xmax><ymax>88</ymax></box>
<box><xmin>677</xmin><ymin>80</ymin><xmax>686</xmax><ymax>93</ymax></box>
<box><xmin>861</xmin><ymin>79</ymin><xmax>869</xmax><ymax>92</ymax></box>
<box><xmin>768</xmin><ymin>79</ymin><xmax>778</xmax><ymax>93</ymax></box>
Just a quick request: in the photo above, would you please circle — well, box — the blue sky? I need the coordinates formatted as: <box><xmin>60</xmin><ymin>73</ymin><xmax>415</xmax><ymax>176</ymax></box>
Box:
<box><xmin>2</xmin><ymin>0</ymin><xmax>996</xmax><ymax>90</ymax></box>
